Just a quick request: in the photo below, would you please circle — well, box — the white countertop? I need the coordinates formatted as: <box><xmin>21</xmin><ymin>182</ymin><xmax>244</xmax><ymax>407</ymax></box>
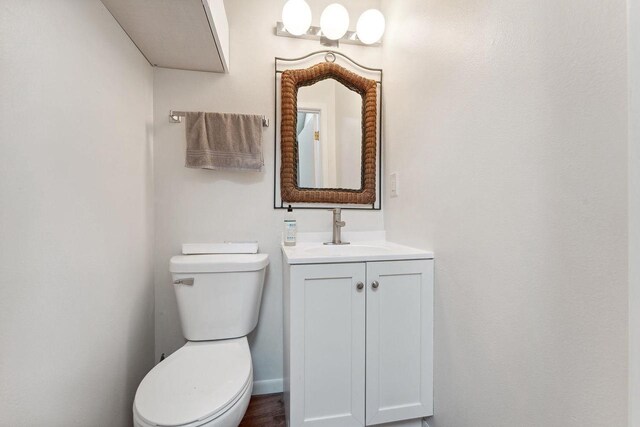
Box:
<box><xmin>281</xmin><ymin>232</ymin><xmax>433</xmax><ymax>265</ymax></box>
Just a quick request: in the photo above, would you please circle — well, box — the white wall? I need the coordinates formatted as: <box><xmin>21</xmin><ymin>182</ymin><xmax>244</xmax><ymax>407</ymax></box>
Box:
<box><xmin>0</xmin><ymin>1</ymin><xmax>154</xmax><ymax>425</ymax></box>
<box><xmin>630</xmin><ymin>0</ymin><xmax>640</xmax><ymax>424</ymax></box>
<box><xmin>153</xmin><ymin>0</ymin><xmax>382</xmax><ymax>393</ymax></box>
<box><xmin>381</xmin><ymin>1</ymin><xmax>628</xmax><ymax>426</ymax></box>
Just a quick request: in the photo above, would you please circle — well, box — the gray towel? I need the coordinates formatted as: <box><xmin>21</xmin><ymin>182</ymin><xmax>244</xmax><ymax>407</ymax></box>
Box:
<box><xmin>185</xmin><ymin>112</ymin><xmax>264</xmax><ymax>171</ymax></box>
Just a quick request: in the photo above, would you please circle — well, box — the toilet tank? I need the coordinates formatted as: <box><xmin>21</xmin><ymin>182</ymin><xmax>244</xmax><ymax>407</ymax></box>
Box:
<box><xmin>170</xmin><ymin>253</ymin><xmax>269</xmax><ymax>341</ymax></box>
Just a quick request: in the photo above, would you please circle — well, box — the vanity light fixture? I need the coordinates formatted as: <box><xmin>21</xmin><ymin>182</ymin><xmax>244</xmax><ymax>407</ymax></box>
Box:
<box><xmin>276</xmin><ymin>3</ymin><xmax>384</xmax><ymax>47</ymax></box>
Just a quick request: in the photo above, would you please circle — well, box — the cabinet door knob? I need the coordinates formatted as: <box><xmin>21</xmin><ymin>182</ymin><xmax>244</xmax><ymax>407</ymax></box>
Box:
<box><xmin>356</xmin><ymin>282</ymin><xmax>364</xmax><ymax>290</ymax></box>
<box><xmin>372</xmin><ymin>280</ymin><xmax>379</xmax><ymax>289</ymax></box>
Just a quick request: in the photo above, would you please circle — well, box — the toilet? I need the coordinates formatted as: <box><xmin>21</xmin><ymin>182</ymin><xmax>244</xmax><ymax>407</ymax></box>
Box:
<box><xmin>133</xmin><ymin>246</ymin><xmax>269</xmax><ymax>427</ymax></box>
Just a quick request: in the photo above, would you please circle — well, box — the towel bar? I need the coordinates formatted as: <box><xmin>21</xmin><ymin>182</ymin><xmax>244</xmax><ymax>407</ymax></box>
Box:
<box><xmin>169</xmin><ymin>110</ymin><xmax>269</xmax><ymax>127</ymax></box>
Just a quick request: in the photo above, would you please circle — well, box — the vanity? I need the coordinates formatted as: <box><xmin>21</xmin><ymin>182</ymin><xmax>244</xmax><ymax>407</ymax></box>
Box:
<box><xmin>281</xmin><ymin>234</ymin><xmax>434</xmax><ymax>427</ymax></box>
<box><xmin>275</xmin><ymin>51</ymin><xmax>431</xmax><ymax>426</ymax></box>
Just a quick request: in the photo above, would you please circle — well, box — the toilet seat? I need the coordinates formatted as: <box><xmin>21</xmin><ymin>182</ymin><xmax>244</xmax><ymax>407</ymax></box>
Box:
<box><xmin>133</xmin><ymin>338</ymin><xmax>252</xmax><ymax>427</ymax></box>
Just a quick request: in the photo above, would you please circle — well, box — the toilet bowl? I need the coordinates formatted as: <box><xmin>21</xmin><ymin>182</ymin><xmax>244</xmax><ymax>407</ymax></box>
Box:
<box><xmin>133</xmin><ymin>338</ymin><xmax>253</xmax><ymax>427</ymax></box>
<box><xmin>133</xmin><ymin>248</ymin><xmax>269</xmax><ymax>427</ymax></box>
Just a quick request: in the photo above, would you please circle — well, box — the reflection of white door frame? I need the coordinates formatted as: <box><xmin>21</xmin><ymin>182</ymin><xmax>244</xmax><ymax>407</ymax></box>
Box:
<box><xmin>298</xmin><ymin>108</ymin><xmax>322</xmax><ymax>187</ymax></box>
<box><xmin>299</xmin><ymin>103</ymin><xmax>336</xmax><ymax>187</ymax></box>
<box><xmin>296</xmin><ymin>113</ymin><xmax>316</xmax><ymax>187</ymax></box>
<box><xmin>311</xmin><ymin>113</ymin><xmax>322</xmax><ymax>186</ymax></box>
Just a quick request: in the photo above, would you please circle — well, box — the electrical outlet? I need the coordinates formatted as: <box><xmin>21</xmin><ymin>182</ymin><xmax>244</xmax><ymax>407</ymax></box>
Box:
<box><xmin>390</xmin><ymin>172</ymin><xmax>399</xmax><ymax>198</ymax></box>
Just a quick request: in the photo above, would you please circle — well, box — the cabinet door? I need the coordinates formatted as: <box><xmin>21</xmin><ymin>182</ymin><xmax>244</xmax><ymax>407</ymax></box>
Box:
<box><xmin>365</xmin><ymin>260</ymin><xmax>434</xmax><ymax>425</ymax></box>
<box><xmin>290</xmin><ymin>263</ymin><xmax>366</xmax><ymax>427</ymax></box>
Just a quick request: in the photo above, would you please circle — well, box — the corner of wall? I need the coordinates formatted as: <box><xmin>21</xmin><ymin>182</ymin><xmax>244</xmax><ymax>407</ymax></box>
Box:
<box><xmin>629</xmin><ymin>0</ymin><xmax>640</xmax><ymax>423</ymax></box>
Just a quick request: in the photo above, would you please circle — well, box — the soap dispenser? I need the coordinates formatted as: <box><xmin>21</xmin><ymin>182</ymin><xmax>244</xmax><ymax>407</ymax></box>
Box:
<box><xmin>283</xmin><ymin>205</ymin><xmax>297</xmax><ymax>246</ymax></box>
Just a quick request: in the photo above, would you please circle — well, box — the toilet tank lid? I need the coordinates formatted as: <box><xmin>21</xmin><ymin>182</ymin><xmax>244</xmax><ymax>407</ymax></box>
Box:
<box><xmin>182</xmin><ymin>242</ymin><xmax>258</xmax><ymax>255</ymax></box>
<box><xmin>170</xmin><ymin>253</ymin><xmax>269</xmax><ymax>273</ymax></box>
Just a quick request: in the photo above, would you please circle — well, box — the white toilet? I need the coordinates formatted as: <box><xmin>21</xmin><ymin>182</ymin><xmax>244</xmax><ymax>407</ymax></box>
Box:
<box><xmin>133</xmin><ymin>248</ymin><xmax>269</xmax><ymax>427</ymax></box>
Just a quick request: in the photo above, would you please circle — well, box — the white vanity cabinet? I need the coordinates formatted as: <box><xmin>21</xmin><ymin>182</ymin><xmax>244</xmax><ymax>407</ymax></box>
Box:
<box><xmin>282</xmin><ymin>242</ymin><xmax>434</xmax><ymax>427</ymax></box>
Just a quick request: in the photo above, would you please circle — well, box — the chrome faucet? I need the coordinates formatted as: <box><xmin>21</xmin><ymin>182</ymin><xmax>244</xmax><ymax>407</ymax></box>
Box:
<box><xmin>324</xmin><ymin>208</ymin><xmax>350</xmax><ymax>245</ymax></box>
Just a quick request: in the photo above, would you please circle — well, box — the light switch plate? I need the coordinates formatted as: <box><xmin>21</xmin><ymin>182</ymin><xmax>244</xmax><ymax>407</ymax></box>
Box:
<box><xmin>390</xmin><ymin>172</ymin><xmax>399</xmax><ymax>198</ymax></box>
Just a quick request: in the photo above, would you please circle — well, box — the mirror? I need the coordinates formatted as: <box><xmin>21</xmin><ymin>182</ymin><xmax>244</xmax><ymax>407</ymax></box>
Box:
<box><xmin>280</xmin><ymin>60</ymin><xmax>379</xmax><ymax>205</ymax></box>
<box><xmin>296</xmin><ymin>79</ymin><xmax>362</xmax><ymax>190</ymax></box>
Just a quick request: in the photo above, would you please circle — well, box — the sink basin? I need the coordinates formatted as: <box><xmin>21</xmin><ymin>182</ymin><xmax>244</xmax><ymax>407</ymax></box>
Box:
<box><xmin>282</xmin><ymin>238</ymin><xmax>433</xmax><ymax>264</ymax></box>
<box><xmin>301</xmin><ymin>244</ymin><xmax>394</xmax><ymax>257</ymax></box>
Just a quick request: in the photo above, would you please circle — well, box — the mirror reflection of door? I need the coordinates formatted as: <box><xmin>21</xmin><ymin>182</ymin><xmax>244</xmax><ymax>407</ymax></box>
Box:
<box><xmin>296</xmin><ymin>78</ymin><xmax>363</xmax><ymax>190</ymax></box>
<box><xmin>296</xmin><ymin>110</ymin><xmax>322</xmax><ymax>188</ymax></box>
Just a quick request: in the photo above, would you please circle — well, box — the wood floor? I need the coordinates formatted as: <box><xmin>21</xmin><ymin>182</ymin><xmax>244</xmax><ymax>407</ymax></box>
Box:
<box><xmin>239</xmin><ymin>393</ymin><xmax>286</xmax><ymax>427</ymax></box>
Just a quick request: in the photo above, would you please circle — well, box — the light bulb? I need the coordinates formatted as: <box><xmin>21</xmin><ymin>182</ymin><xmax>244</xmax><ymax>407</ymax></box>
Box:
<box><xmin>320</xmin><ymin>3</ymin><xmax>350</xmax><ymax>40</ymax></box>
<box><xmin>282</xmin><ymin>0</ymin><xmax>312</xmax><ymax>36</ymax></box>
<box><xmin>356</xmin><ymin>9</ymin><xmax>385</xmax><ymax>44</ymax></box>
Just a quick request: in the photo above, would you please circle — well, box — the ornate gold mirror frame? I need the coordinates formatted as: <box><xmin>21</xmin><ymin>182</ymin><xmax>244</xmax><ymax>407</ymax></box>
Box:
<box><xmin>278</xmin><ymin>52</ymin><xmax>381</xmax><ymax>206</ymax></box>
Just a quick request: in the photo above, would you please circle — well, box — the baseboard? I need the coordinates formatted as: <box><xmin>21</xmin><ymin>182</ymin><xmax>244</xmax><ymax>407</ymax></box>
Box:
<box><xmin>252</xmin><ymin>378</ymin><xmax>283</xmax><ymax>395</ymax></box>
<box><xmin>376</xmin><ymin>418</ymin><xmax>423</xmax><ymax>426</ymax></box>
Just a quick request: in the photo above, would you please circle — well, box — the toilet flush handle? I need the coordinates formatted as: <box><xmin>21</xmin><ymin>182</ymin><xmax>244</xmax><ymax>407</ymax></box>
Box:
<box><xmin>173</xmin><ymin>278</ymin><xmax>194</xmax><ymax>286</ymax></box>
